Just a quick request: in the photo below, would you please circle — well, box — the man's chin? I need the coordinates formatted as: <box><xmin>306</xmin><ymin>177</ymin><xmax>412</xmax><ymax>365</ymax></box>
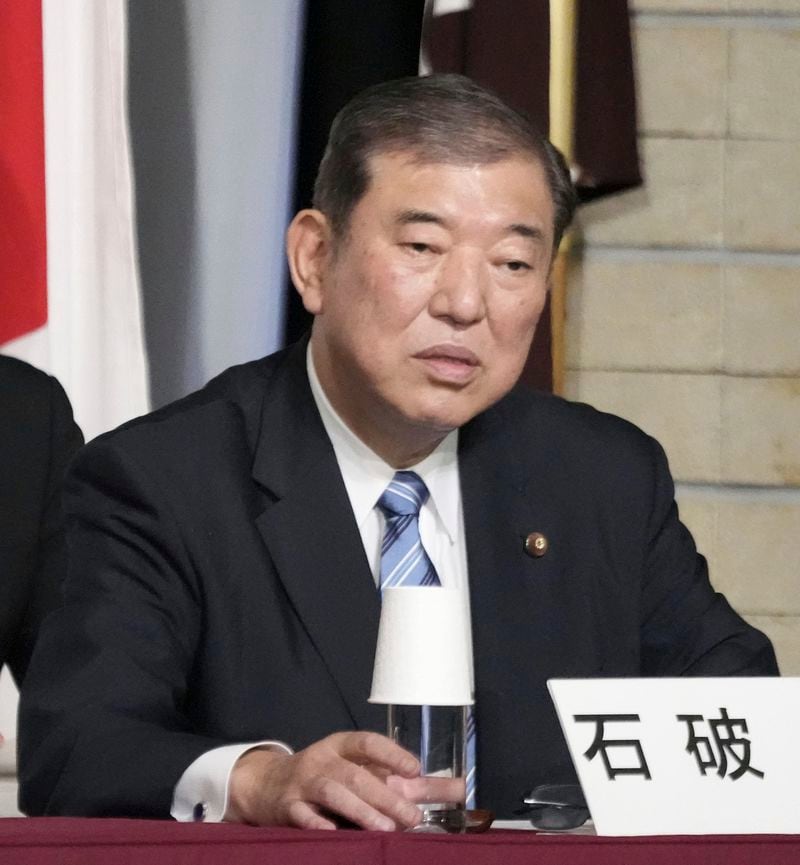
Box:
<box><xmin>404</xmin><ymin>398</ymin><xmax>489</xmax><ymax>436</ymax></box>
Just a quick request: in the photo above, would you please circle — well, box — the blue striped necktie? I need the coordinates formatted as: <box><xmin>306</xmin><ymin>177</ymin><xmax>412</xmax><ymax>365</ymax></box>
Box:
<box><xmin>377</xmin><ymin>470</ymin><xmax>476</xmax><ymax>808</ymax></box>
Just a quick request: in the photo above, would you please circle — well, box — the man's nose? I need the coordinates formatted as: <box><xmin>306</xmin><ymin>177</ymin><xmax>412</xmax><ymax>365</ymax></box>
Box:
<box><xmin>429</xmin><ymin>249</ymin><xmax>487</xmax><ymax>325</ymax></box>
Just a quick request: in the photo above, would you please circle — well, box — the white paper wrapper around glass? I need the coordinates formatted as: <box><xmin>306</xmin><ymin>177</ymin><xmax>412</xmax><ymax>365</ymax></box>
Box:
<box><xmin>369</xmin><ymin>587</ymin><xmax>474</xmax><ymax>706</ymax></box>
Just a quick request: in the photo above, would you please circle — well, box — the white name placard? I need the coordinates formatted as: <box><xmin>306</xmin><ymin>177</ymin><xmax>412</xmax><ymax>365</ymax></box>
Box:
<box><xmin>548</xmin><ymin>677</ymin><xmax>800</xmax><ymax>836</ymax></box>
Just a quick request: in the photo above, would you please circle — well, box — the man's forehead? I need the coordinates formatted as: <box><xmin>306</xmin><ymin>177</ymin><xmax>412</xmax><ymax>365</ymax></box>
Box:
<box><xmin>359</xmin><ymin>150</ymin><xmax>554</xmax><ymax>237</ymax></box>
<box><xmin>361</xmin><ymin>149</ymin><xmax>553</xmax><ymax>214</ymax></box>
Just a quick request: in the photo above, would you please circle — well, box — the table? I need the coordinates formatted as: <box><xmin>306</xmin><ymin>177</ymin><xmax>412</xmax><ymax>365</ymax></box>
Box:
<box><xmin>0</xmin><ymin>819</ymin><xmax>798</xmax><ymax>865</ymax></box>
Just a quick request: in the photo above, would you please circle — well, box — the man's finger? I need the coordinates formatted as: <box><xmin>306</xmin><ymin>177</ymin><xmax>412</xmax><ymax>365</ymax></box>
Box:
<box><xmin>387</xmin><ymin>774</ymin><xmax>465</xmax><ymax>804</ymax></box>
<box><xmin>335</xmin><ymin>731</ymin><xmax>419</xmax><ymax>777</ymax></box>
<box><xmin>286</xmin><ymin>799</ymin><xmax>337</xmax><ymax>831</ymax></box>
<box><xmin>334</xmin><ymin>762</ymin><xmax>422</xmax><ymax>829</ymax></box>
<box><xmin>309</xmin><ymin>775</ymin><xmax>401</xmax><ymax>832</ymax></box>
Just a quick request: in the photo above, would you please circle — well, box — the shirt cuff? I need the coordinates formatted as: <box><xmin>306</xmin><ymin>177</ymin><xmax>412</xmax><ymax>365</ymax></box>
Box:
<box><xmin>171</xmin><ymin>740</ymin><xmax>293</xmax><ymax>822</ymax></box>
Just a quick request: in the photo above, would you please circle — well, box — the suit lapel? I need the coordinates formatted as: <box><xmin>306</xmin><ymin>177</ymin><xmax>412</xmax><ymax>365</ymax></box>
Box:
<box><xmin>251</xmin><ymin>341</ymin><xmax>384</xmax><ymax>732</ymax></box>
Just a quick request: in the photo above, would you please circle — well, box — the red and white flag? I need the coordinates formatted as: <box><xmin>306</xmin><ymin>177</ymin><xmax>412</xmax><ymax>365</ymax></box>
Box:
<box><xmin>1</xmin><ymin>0</ymin><xmax>149</xmax><ymax>440</ymax></box>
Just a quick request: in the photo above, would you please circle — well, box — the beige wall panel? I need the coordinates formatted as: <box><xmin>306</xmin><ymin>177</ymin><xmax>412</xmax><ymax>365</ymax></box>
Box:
<box><xmin>729</xmin><ymin>28</ymin><xmax>800</xmax><ymax>140</ymax></box>
<box><xmin>725</xmin><ymin>140</ymin><xmax>800</xmax><ymax>250</ymax></box>
<box><xmin>724</xmin><ymin>266</ymin><xmax>800</xmax><ymax>376</ymax></box>
<box><xmin>564</xmin><ymin>370</ymin><xmax>721</xmax><ymax>482</ymax></box>
<box><xmin>745</xmin><ymin>615</ymin><xmax>800</xmax><ymax>675</ymax></box>
<box><xmin>675</xmin><ymin>491</ymin><xmax>800</xmax><ymax>616</ymax></box>
<box><xmin>729</xmin><ymin>0</ymin><xmax>800</xmax><ymax>12</ymax></box>
<box><xmin>721</xmin><ymin>377</ymin><xmax>800</xmax><ymax>485</ymax></box>
<box><xmin>635</xmin><ymin>26</ymin><xmax>727</xmax><ymax>137</ymax></box>
<box><xmin>638</xmin><ymin>0</ymin><xmax>800</xmax><ymax>13</ymax></box>
<box><xmin>581</xmin><ymin>139</ymin><xmax>724</xmax><ymax>248</ymax></box>
<box><xmin>566</xmin><ymin>260</ymin><xmax>722</xmax><ymax>371</ymax></box>
<box><xmin>633</xmin><ymin>0</ymin><xmax>728</xmax><ymax>11</ymax></box>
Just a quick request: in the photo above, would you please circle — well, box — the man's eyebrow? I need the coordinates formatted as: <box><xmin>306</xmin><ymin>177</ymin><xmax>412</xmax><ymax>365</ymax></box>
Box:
<box><xmin>395</xmin><ymin>210</ymin><xmax>547</xmax><ymax>243</ymax></box>
<box><xmin>395</xmin><ymin>209</ymin><xmax>446</xmax><ymax>226</ymax></box>
<box><xmin>510</xmin><ymin>223</ymin><xmax>546</xmax><ymax>242</ymax></box>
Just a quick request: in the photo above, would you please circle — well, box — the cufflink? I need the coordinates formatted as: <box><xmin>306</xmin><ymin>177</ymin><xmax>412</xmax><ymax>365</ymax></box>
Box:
<box><xmin>192</xmin><ymin>802</ymin><xmax>208</xmax><ymax>822</ymax></box>
<box><xmin>524</xmin><ymin>532</ymin><xmax>548</xmax><ymax>558</ymax></box>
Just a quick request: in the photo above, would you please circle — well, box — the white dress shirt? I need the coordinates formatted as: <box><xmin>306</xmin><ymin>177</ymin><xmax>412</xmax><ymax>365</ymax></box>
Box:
<box><xmin>171</xmin><ymin>343</ymin><xmax>472</xmax><ymax>821</ymax></box>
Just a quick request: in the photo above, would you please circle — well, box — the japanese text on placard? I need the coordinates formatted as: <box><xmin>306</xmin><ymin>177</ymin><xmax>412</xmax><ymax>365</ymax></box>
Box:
<box><xmin>573</xmin><ymin>708</ymin><xmax>764</xmax><ymax>781</ymax></box>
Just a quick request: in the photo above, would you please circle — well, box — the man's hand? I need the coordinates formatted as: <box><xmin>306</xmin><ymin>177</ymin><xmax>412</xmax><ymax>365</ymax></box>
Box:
<box><xmin>225</xmin><ymin>731</ymin><xmax>425</xmax><ymax>831</ymax></box>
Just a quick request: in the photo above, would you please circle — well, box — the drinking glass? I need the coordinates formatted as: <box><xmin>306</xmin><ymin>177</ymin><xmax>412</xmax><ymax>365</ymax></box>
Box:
<box><xmin>388</xmin><ymin>703</ymin><xmax>468</xmax><ymax>833</ymax></box>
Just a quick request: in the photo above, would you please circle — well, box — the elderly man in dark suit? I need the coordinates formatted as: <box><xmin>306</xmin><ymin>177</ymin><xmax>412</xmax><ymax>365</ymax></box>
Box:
<box><xmin>0</xmin><ymin>357</ymin><xmax>82</xmax><ymax>685</ymax></box>
<box><xmin>19</xmin><ymin>75</ymin><xmax>777</xmax><ymax>829</ymax></box>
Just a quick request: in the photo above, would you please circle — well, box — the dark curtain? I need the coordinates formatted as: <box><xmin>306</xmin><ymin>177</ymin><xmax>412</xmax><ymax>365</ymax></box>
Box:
<box><xmin>284</xmin><ymin>0</ymin><xmax>427</xmax><ymax>344</ymax></box>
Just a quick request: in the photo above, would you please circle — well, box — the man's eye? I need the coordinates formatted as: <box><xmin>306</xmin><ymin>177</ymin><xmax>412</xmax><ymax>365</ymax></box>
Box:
<box><xmin>405</xmin><ymin>242</ymin><xmax>432</xmax><ymax>254</ymax></box>
<box><xmin>505</xmin><ymin>260</ymin><xmax>532</xmax><ymax>272</ymax></box>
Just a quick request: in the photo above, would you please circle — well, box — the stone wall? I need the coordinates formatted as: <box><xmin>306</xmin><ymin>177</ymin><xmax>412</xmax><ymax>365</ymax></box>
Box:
<box><xmin>564</xmin><ymin>0</ymin><xmax>800</xmax><ymax>673</ymax></box>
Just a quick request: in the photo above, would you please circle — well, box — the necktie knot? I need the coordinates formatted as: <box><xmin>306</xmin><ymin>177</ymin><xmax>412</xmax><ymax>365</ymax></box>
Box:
<box><xmin>377</xmin><ymin>471</ymin><xmax>437</xmax><ymax>589</ymax></box>
<box><xmin>378</xmin><ymin>471</ymin><xmax>430</xmax><ymax>519</ymax></box>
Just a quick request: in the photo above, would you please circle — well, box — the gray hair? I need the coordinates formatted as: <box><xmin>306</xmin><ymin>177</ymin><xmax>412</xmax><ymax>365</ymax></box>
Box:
<box><xmin>312</xmin><ymin>73</ymin><xmax>577</xmax><ymax>252</ymax></box>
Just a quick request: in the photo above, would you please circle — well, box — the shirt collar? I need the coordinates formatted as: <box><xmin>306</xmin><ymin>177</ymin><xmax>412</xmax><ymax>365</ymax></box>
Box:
<box><xmin>306</xmin><ymin>342</ymin><xmax>460</xmax><ymax>544</ymax></box>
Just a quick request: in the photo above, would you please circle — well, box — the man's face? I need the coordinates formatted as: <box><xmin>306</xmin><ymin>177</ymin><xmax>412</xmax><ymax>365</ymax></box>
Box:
<box><xmin>300</xmin><ymin>151</ymin><xmax>555</xmax><ymax>462</ymax></box>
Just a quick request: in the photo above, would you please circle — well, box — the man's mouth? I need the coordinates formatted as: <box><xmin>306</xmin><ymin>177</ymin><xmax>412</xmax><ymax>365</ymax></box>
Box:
<box><xmin>414</xmin><ymin>345</ymin><xmax>480</xmax><ymax>383</ymax></box>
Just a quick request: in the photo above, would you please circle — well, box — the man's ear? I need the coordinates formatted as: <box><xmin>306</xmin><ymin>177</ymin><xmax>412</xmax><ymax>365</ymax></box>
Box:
<box><xmin>286</xmin><ymin>209</ymin><xmax>332</xmax><ymax>315</ymax></box>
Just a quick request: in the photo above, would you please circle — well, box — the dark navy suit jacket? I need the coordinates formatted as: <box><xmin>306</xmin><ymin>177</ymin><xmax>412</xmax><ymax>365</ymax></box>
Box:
<box><xmin>19</xmin><ymin>339</ymin><xmax>777</xmax><ymax>818</ymax></box>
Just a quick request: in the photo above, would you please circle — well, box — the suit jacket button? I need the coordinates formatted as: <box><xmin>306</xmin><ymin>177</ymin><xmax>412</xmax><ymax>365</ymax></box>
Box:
<box><xmin>524</xmin><ymin>532</ymin><xmax>548</xmax><ymax>557</ymax></box>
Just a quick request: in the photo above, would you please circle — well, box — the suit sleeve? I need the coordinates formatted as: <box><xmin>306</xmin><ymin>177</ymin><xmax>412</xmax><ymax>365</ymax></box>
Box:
<box><xmin>638</xmin><ymin>436</ymin><xmax>779</xmax><ymax>677</ymax></box>
<box><xmin>18</xmin><ymin>437</ymin><xmax>226</xmax><ymax>817</ymax></box>
<box><xmin>7</xmin><ymin>374</ymin><xmax>83</xmax><ymax>684</ymax></box>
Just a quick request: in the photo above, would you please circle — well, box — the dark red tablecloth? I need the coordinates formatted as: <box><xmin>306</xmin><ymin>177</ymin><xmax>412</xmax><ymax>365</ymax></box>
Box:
<box><xmin>0</xmin><ymin>818</ymin><xmax>798</xmax><ymax>865</ymax></box>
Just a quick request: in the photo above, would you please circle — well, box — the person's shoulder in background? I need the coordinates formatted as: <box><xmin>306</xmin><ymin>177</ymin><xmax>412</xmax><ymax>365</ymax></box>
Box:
<box><xmin>0</xmin><ymin>355</ymin><xmax>82</xmax><ymax>445</ymax></box>
<box><xmin>0</xmin><ymin>355</ymin><xmax>83</xmax><ymax>684</ymax></box>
